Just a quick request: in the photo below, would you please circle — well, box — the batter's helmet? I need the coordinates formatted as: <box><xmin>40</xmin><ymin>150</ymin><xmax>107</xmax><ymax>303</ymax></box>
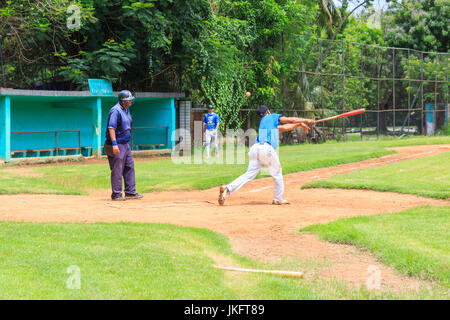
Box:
<box><xmin>256</xmin><ymin>105</ymin><xmax>269</xmax><ymax>117</ymax></box>
<box><xmin>118</xmin><ymin>90</ymin><xmax>135</xmax><ymax>104</ymax></box>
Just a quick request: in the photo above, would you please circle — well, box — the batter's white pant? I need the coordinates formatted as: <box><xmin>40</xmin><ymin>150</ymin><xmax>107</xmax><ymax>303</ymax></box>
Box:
<box><xmin>226</xmin><ymin>143</ymin><xmax>284</xmax><ymax>201</ymax></box>
<box><xmin>205</xmin><ymin>129</ymin><xmax>219</xmax><ymax>156</ymax></box>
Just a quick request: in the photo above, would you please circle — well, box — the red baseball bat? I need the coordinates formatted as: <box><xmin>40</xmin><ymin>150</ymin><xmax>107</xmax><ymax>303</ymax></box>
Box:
<box><xmin>315</xmin><ymin>108</ymin><xmax>365</xmax><ymax>124</ymax></box>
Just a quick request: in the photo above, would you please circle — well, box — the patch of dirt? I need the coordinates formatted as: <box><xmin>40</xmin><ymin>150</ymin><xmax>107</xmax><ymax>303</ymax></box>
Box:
<box><xmin>0</xmin><ymin>144</ymin><xmax>448</xmax><ymax>294</ymax></box>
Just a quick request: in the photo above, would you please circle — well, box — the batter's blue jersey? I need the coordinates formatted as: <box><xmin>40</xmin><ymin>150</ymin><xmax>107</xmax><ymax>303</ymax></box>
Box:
<box><xmin>256</xmin><ymin>113</ymin><xmax>283</xmax><ymax>150</ymax></box>
<box><xmin>204</xmin><ymin>113</ymin><xmax>220</xmax><ymax>130</ymax></box>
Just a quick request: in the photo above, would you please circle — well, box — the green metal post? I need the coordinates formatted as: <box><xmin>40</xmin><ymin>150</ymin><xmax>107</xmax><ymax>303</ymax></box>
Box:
<box><xmin>92</xmin><ymin>97</ymin><xmax>102</xmax><ymax>157</ymax></box>
<box><xmin>377</xmin><ymin>47</ymin><xmax>380</xmax><ymax>139</ymax></box>
<box><xmin>360</xmin><ymin>45</ymin><xmax>364</xmax><ymax>140</ymax></box>
<box><xmin>421</xmin><ymin>52</ymin><xmax>424</xmax><ymax>135</ymax></box>
<box><xmin>342</xmin><ymin>39</ymin><xmax>345</xmax><ymax>140</ymax></box>
<box><xmin>0</xmin><ymin>95</ymin><xmax>11</xmax><ymax>162</ymax></box>
<box><xmin>392</xmin><ymin>48</ymin><xmax>396</xmax><ymax>136</ymax></box>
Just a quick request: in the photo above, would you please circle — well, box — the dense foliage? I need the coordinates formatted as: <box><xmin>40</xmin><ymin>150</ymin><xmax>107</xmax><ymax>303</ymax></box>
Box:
<box><xmin>382</xmin><ymin>0</ymin><xmax>449</xmax><ymax>53</ymax></box>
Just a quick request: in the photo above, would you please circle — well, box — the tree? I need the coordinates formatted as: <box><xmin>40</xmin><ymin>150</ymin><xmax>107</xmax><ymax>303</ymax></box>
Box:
<box><xmin>0</xmin><ymin>0</ymin><xmax>213</xmax><ymax>91</ymax></box>
<box><xmin>381</xmin><ymin>0</ymin><xmax>449</xmax><ymax>134</ymax></box>
<box><xmin>382</xmin><ymin>0</ymin><xmax>449</xmax><ymax>52</ymax></box>
<box><xmin>188</xmin><ymin>14</ymin><xmax>255</xmax><ymax>129</ymax></box>
<box><xmin>0</xmin><ymin>0</ymin><xmax>97</xmax><ymax>88</ymax></box>
<box><xmin>317</xmin><ymin>0</ymin><xmax>342</xmax><ymax>37</ymax></box>
<box><xmin>186</xmin><ymin>0</ymin><xmax>317</xmax><ymax>128</ymax></box>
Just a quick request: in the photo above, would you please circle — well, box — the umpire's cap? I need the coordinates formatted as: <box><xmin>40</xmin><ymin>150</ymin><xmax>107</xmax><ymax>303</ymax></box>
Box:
<box><xmin>118</xmin><ymin>90</ymin><xmax>135</xmax><ymax>103</ymax></box>
<box><xmin>256</xmin><ymin>105</ymin><xmax>269</xmax><ymax>117</ymax></box>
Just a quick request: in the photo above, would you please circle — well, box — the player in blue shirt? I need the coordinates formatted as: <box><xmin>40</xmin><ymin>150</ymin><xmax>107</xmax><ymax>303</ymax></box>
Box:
<box><xmin>218</xmin><ymin>105</ymin><xmax>315</xmax><ymax>205</ymax></box>
<box><xmin>203</xmin><ymin>105</ymin><xmax>221</xmax><ymax>158</ymax></box>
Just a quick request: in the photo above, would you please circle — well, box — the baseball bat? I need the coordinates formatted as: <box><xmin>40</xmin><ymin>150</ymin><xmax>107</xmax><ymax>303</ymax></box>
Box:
<box><xmin>315</xmin><ymin>108</ymin><xmax>365</xmax><ymax>124</ymax></box>
<box><xmin>214</xmin><ymin>265</ymin><xmax>303</xmax><ymax>278</ymax></box>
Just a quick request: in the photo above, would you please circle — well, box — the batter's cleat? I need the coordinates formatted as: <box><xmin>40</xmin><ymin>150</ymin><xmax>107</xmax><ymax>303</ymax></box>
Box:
<box><xmin>272</xmin><ymin>199</ymin><xmax>290</xmax><ymax>205</ymax></box>
<box><xmin>112</xmin><ymin>196</ymin><xmax>126</xmax><ymax>201</ymax></box>
<box><xmin>125</xmin><ymin>193</ymin><xmax>144</xmax><ymax>200</ymax></box>
<box><xmin>218</xmin><ymin>186</ymin><xmax>228</xmax><ymax>206</ymax></box>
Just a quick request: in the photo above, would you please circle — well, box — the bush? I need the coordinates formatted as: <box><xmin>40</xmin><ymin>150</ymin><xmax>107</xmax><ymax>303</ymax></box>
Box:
<box><xmin>437</xmin><ymin>124</ymin><xmax>450</xmax><ymax>136</ymax></box>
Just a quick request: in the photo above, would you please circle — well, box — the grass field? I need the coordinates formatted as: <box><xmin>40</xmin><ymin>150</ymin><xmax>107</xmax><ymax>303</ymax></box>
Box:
<box><xmin>0</xmin><ymin>136</ymin><xmax>448</xmax><ymax>195</ymax></box>
<box><xmin>299</xmin><ymin>140</ymin><xmax>450</xmax><ymax>288</ymax></box>
<box><xmin>302</xmin><ymin>152</ymin><xmax>450</xmax><ymax>199</ymax></box>
<box><xmin>0</xmin><ymin>221</ymin><xmax>447</xmax><ymax>300</ymax></box>
<box><xmin>0</xmin><ymin>136</ymin><xmax>449</xmax><ymax>300</ymax></box>
<box><xmin>301</xmin><ymin>206</ymin><xmax>450</xmax><ymax>287</ymax></box>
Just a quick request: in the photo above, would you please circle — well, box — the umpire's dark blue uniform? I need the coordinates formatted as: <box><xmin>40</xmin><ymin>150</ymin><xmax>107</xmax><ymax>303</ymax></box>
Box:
<box><xmin>105</xmin><ymin>102</ymin><xmax>137</xmax><ymax>200</ymax></box>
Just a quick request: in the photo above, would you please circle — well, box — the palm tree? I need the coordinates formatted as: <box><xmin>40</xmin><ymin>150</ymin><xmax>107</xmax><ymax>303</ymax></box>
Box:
<box><xmin>295</xmin><ymin>1</ymin><xmax>372</xmax><ymax>114</ymax></box>
<box><xmin>317</xmin><ymin>0</ymin><xmax>342</xmax><ymax>37</ymax></box>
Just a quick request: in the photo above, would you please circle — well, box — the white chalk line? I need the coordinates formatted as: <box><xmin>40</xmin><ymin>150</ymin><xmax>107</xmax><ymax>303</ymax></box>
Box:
<box><xmin>105</xmin><ymin>200</ymin><xmax>215</xmax><ymax>210</ymax></box>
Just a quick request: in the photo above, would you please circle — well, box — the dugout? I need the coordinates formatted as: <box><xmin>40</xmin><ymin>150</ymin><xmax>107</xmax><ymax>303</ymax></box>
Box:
<box><xmin>0</xmin><ymin>89</ymin><xmax>184</xmax><ymax>162</ymax></box>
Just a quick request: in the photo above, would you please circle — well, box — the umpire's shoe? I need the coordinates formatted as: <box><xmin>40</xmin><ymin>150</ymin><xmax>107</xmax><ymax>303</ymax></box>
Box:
<box><xmin>112</xmin><ymin>196</ymin><xmax>126</xmax><ymax>201</ymax></box>
<box><xmin>125</xmin><ymin>193</ymin><xmax>144</xmax><ymax>200</ymax></box>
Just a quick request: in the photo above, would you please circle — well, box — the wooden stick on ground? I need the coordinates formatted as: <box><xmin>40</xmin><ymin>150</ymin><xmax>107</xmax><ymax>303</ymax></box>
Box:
<box><xmin>214</xmin><ymin>266</ymin><xmax>303</xmax><ymax>278</ymax></box>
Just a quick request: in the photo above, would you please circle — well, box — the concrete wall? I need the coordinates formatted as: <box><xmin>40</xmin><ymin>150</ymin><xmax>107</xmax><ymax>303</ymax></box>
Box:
<box><xmin>131</xmin><ymin>98</ymin><xmax>174</xmax><ymax>148</ymax></box>
<box><xmin>101</xmin><ymin>98</ymin><xmax>175</xmax><ymax>149</ymax></box>
<box><xmin>11</xmin><ymin>100</ymin><xmax>95</xmax><ymax>151</ymax></box>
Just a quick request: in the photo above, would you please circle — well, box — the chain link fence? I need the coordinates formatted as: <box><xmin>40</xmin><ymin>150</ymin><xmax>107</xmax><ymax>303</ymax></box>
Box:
<box><xmin>2</xmin><ymin>35</ymin><xmax>448</xmax><ymax>142</ymax></box>
<box><xmin>290</xmin><ymin>38</ymin><xmax>449</xmax><ymax>140</ymax></box>
<box><xmin>191</xmin><ymin>39</ymin><xmax>448</xmax><ymax>143</ymax></box>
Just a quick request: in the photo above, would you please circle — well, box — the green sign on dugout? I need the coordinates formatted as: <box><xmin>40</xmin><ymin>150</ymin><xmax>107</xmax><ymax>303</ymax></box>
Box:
<box><xmin>88</xmin><ymin>79</ymin><xmax>114</xmax><ymax>96</ymax></box>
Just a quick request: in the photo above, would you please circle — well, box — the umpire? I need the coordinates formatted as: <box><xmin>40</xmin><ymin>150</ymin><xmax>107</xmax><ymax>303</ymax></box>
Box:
<box><xmin>104</xmin><ymin>90</ymin><xmax>143</xmax><ymax>201</ymax></box>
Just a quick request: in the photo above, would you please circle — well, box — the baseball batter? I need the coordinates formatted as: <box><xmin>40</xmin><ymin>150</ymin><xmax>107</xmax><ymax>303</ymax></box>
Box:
<box><xmin>218</xmin><ymin>105</ymin><xmax>315</xmax><ymax>205</ymax></box>
<box><xmin>203</xmin><ymin>104</ymin><xmax>221</xmax><ymax>158</ymax></box>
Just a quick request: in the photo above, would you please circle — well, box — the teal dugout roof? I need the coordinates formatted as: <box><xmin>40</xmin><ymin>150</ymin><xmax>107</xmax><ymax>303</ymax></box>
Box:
<box><xmin>0</xmin><ymin>89</ymin><xmax>185</xmax><ymax>102</ymax></box>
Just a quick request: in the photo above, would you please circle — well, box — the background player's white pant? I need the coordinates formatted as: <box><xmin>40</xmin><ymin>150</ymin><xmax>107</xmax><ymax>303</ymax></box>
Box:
<box><xmin>205</xmin><ymin>129</ymin><xmax>219</xmax><ymax>157</ymax></box>
<box><xmin>226</xmin><ymin>143</ymin><xmax>284</xmax><ymax>201</ymax></box>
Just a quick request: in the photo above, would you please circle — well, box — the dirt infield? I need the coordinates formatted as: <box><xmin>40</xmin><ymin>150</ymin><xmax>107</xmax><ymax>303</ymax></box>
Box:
<box><xmin>0</xmin><ymin>144</ymin><xmax>449</xmax><ymax>292</ymax></box>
